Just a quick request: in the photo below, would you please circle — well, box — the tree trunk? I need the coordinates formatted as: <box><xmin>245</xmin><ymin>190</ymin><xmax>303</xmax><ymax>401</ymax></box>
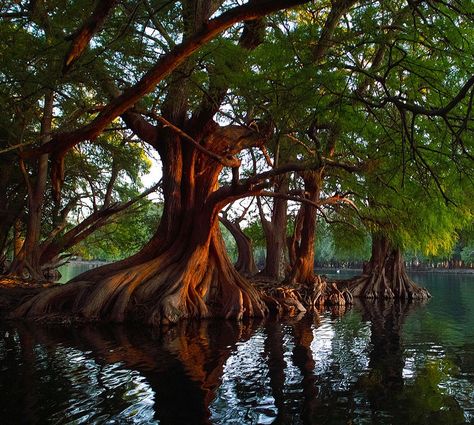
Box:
<box><xmin>220</xmin><ymin>216</ymin><xmax>258</xmax><ymax>276</ymax></box>
<box><xmin>13</xmin><ymin>126</ymin><xmax>270</xmax><ymax>324</ymax></box>
<box><xmin>259</xmin><ymin>176</ymin><xmax>289</xmax><ymax>280</ymax></box>
<box><xmin>346</xmin><ymin>234</ymin><xmax>430</xmax><ymax>300</ymax></box>
<box><xmin>286</xmin><ymin>171</ymin><xmax>321</xmax><ymax>285</ymax></box>
<box><xmin>9</xmin><ymin>91</ymin><xmax>54</xmax><ymax>280</ymax></box>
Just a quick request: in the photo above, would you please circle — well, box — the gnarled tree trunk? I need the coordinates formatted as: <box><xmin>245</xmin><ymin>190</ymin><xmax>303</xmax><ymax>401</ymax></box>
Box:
<box><xmin>9</xmin><ymin>91</ymin><xmax>54</xmax><ymax>281</ymax></box>
<box><xmin>13</xmin><ymin>0</ymin><xmax>306</xmax><ymax>323</ymax></box>
<box><xmin>286</xmin><ymin>171</ymin><xmax>321</xmax><ymax>285</ymax></box>
<box><xmin>13</xmin><ymin>126</ymin><xmax>269</xmax><ymax>325</ymax></box>
<box><xmin>345</xmin><ymin>234</ymin><xmax>430</xmax><ymax>300</ymax></box>
<box><xmin>286</xmin><ymin>170</ymin><xmax>351</xmax><ymax>307</ymax></box>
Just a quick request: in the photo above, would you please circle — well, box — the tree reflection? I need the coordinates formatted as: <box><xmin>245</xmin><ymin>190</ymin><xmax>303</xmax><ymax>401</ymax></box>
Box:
<box><xmin>356</xmin><ymin>299</ymin><xmax>465</xmax><ymax>425</ymax></box>
<box><xmin>2</xmin><ymin>320</ymin><xmax>257</xmax><ymax>424</ymax></box>
<box><xmin>0</xmin><ymin>299</ymin><xmax>471</xmax><ymax>424</ymax></box>
<box><xmin>263</xmin><ymin>319</ymin><xmax>290</xmax><ymax>424</ymax></box>
<box><xmin>291</xmin><ymin>314</ymin><xmax>321</xmax><ymax>423</ymax></box>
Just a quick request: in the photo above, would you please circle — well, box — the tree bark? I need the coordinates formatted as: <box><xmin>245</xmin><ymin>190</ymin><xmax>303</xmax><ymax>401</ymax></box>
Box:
<box><xmin>9</xmin><ymin>91</ymin><xmax>54</xmax><ymax>280</ymax></box>
<box><xmin>286</xmin><ymin>171</ymin><xmax>321</xmax><ymax>285</ymax></box>
<box><xmin>12</xmin><ymin>0</ymin><xmax>306</xmax><ymax>322</ymax></box>
<box><xmin>259</xmin><ymin>176</ymin><xmax>289</xmax><ymax>281</ymax></box>
<box><xmin>13</xmin><ymin>126</ymin><xmax>270</xmax><ymax>324</ymax></box>
<box><xmin>220</xmin><ymin>216</ymin><xmax>258</xmax><ymax>276</ymax></box>
<box><xmin>345</xmin><ymin>234</ymin><xmax>430</xmax><ymax>300</ymax></box>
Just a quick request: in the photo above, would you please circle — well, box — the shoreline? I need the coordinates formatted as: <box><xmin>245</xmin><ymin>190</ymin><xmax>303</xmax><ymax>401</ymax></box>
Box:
<box><xmin>316</xmin><ymin>267</ymin><xmax>474</xmax><ymax>275</ymax></box>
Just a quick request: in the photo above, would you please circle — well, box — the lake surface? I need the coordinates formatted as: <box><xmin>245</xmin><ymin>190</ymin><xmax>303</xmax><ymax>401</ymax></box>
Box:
<box><xmin>1</xmin><ymin>272</ymin><xmax>473</xmax><ymax>424</ymax></box>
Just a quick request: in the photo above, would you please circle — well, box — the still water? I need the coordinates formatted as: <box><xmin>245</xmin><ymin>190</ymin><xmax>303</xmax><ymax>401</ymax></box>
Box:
<box><xmin>1</xmin><ymin>272</ymin><xmax>473</xmax><ymax>424</ymax></box>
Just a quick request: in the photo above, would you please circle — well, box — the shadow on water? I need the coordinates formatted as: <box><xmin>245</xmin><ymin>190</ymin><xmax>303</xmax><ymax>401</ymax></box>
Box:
<box><xmin>0</xmin><ymin>294</ymin><xmax>472</xmax><ymax>424</ymax></box>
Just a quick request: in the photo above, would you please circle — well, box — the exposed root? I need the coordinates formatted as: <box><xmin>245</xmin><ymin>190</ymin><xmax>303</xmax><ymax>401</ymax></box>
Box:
<box><xmin>11</xmin><ymin>233</ymin><xmax>268</xmax><ymax>326</ymax></box>
<box><xmin>342</xmin><ymin>268</ymin><xmax>430</xmax><ymax>301</ymax></box>
<box><xmin>253</xmin><ymin>274</ymin><xmax>352</xmax><ymax>316</ymax></box>
<box><xmin>343</xmin><ymin>236</ymin><xmax>431</xmax><ymax>301</ymax></box>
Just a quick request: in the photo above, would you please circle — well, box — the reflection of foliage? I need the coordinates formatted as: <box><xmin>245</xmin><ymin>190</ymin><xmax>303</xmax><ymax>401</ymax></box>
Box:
<box><xmin>359</xmin><ymin>357</ymin><xmax>466</xmax><ymax>425</ymax></box>
<box><xmin>404</xmin><ymin>311</ymin><xmax>465</xmax><ymax>347</ymax></box>
<box><xmin>398</xmin><ymin>359</ymin><xmax>465</xmax><ymax>425</ymax></box>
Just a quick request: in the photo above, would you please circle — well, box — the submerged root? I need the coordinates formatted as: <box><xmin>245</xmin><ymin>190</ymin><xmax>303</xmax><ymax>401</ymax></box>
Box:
<box><xmin>253</xmin><ymin>274</ymin><xmax>352</xmax><ymax>316</ymax></box>
<box><xmin>11</xmin><ymin>246</ymin><xmax>268</xmax><ymax>326</ymax></box>
<box><xmin>343</xmin><ymin>269</ymin><xmax>431</xmax><ymax>301</ymax></box>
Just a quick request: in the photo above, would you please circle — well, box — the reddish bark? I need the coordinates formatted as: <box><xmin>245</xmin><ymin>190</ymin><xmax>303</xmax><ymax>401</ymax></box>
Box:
<box><xmin>13</xmin><ymin>0</ymin><xmax>313</xmax><ymax>323</ymax></box>
<box><xmin>286</xmin><ymin>171</ymin><xmax>322</xmax><ymax>285</ymax></box>
<box><xmin>23</xmin><ymin>0</ymin><xmax>311</xmax><ymax>160</ymax></box>
<box><xmin>63</xmin><ymin>0</ymin><xmax>119</xmax><ymax>72</ymax></box>
<box><xmin>259</xmin><ymin>176</ymin><xmax>289</xmax><ymax>281</ymax></box>
<box><xmin>13</xmin><ymin>126</ymin><xmax>270</xmax><ymax>324</ymax></box>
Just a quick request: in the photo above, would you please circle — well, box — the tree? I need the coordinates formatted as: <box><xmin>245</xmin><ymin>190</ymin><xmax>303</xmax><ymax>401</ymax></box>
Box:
<box><xmin>0</xmin><ymin>1</ymin><xmax>155</xmax><ymax>278</ymax></box>
<box><xmin>13</xmin><ymin>0</ymin><xmax>313</xmax><ymax>324</ymax></box>
<box><xmin>7</xmin><ymin>0</ymin><xmax>474</xmax><ymax>323</ymax></box>
<box><xmin>219</xmin><ymin>200</ymin><xmax>258</xmax><ymax>276</ymax></box>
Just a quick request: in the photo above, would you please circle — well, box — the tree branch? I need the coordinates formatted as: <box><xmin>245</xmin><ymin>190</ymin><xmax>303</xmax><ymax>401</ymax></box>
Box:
<box><xmin>22</xmin><ymin>0</ymin><xmax>311</xmax><ymax>160</ymax></box>
<box><xmin>63</xmin><ymin>0</ymin><xmax>119</xmax><ymax>73</ymax></box>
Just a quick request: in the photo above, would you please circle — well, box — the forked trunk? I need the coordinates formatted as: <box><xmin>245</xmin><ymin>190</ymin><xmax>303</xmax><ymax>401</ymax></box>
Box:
<box><xmin>284</xmin><ymin>171</ymin><xmax>351</xmax><ymax>308</ymax></box>
<box><xmin>13</xmin><ymin>127</ymin><xmax>269</xmax><ymax>324</ymax></box>
<box><xmin>345</xmin><ymin>234</ymin><xmax>430</xmax><ymax>300</ymax></box>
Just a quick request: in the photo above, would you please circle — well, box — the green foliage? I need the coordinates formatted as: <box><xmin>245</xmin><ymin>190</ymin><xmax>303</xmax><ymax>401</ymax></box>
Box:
<box><xmin>315</xmin><ymin>220</ymin><xmax>371</xmax><ymax>263</ymax></box>
<box><xmin>75</xmin><ymin>200</ymin><xmax>161</xmax><ymax>261</ymax></box>
<box><xmin>220</xmin><ymin>223</ymin><xmax>238</xmax><ymax>263</ymax></box>
<box><xmin>2</xmin><ymin>0</ymin><xmax>474</xmax><ymax>266</ymax></box>
<box><xmin>243</xmin><ymin>220</ymin><xmax>266</xmax><ymax>249</ymax></box>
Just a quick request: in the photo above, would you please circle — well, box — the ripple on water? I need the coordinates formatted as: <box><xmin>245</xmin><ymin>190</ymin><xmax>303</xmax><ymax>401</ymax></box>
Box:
<box><xmin>2</xmin><ymin>272</ymin><xmax>474</xmax><ymax>424</ymax></box>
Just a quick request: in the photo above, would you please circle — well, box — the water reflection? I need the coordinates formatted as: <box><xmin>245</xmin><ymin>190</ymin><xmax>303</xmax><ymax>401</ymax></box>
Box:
<box><xmin>0</xmin><ymin>321</ymin><xmax>259</xmax><ymax>424</ymax></box>
<box><xmin>1</xmin><ymin>279</ymin><xmax>474</xmax><ymax>424</ymax></box>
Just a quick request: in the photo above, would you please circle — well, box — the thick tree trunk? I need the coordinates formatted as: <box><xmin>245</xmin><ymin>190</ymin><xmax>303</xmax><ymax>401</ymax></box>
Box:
<box><xmin>13</xmin><ymin>127</ymin><xmax>270</xmax><ymax>324</ymax></box>
<box><xmin>285</xmin><ymin>171</ymin><xmax>351</xmax><ymax>308</ymax></box>
<box><xmin>12</xmin><ymin>1</ymin><xmax>298</xmax><ymax>322</ymax></box>
<box><xmin>346</xmin><ymin>234</ymin><xmax>430</xmax><ymax>300</ymax></box>
<box><xmin>220</xmin><ymin>216</ymin><xmax>258</xmax><ymax>276</ymax></box>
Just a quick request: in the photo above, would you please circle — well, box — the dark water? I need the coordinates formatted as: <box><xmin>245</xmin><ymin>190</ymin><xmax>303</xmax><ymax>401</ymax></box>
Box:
<box><xmin>1</xmin><ymin>272</ymin><xmax>473</xmax><ymax>424</ymax></box>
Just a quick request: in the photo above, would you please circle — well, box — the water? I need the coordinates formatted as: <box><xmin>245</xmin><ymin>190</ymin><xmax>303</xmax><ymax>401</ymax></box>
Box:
<box><xmin>58</xmin><ymin>262</ymin><xmax>107</xmax><ymax>283</ymax></box>
<box><xmin>1</xmin><ymin>272</ymin><xmax>473</xmax><ymax>424</ymax></box>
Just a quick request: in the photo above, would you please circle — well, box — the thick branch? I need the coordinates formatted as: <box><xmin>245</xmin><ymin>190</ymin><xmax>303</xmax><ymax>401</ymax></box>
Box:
<box><xmin>22</xmin><ymin>0</ymin><xmax>310</xmax><ymax>159</ymax></box>
<box><xmin>151</xmin><ymin>113</ymin><xmax>240</xmax><ymax>166</ymax></box>
<box><xmin>63</xmin><ymin>0</ymin><xmax>119</xmax><ymax>73</ymax></box>
<box><xmin>39</xmin><ymin>183</ymin><xmax>160</xmax><ymax>263</ymax></box>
